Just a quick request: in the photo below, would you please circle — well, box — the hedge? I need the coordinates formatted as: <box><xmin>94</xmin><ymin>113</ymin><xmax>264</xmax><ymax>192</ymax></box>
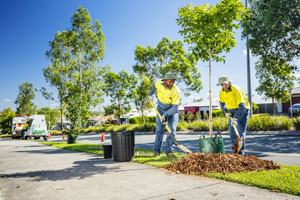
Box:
<box><xmin>52</xmin><ymin>115</ymin><xmax>297</xmax><ymax>133</ymax></box>
<box><xmin>129</xmin><ymin>116</ymin><xmax>156</xmax><ymax>124</ymax></box>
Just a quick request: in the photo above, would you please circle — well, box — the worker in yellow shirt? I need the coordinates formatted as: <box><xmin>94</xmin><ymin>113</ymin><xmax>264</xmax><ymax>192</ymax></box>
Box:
<box><xmin>217</xmin><ymin>75</ymin><xmax>250</xmax><ymax>155</ymax></box>
<box><xmin>148</xmin><ymin>72</ymin><xmax>180</xmax><ymax>158</ymax></box>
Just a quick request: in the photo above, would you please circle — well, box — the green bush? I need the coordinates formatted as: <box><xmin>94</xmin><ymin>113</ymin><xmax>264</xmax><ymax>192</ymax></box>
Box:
<box><xmin>212</xmin><ymin>118</ymin><xmax>228</xmax><ymax>131</ymax></box>
<box><xmin>129</xmin><ymin>116</ymin><xmax>156</xmax><ymax>124</ymax></box>
<box><xmin>84</xmin><ymin>126</ymin><xmax>97</xmax><ymax>133</ymax></box>
<box><xmin>212</xmin><ymin>109</ymin><xmax>225</xmax><ymax>118</ymax></box>
<box><xmin>131</xmin><ymin>123</ymin><xmax>156</xmax><ymax>132</ymax></box>
<box><xmin>186</xmin><ymin>120</ymin><xmax>209</xmax><ymax>131</ymax></box>
<box><xmin>293</xmin><ymin>117</ymin><xmax>300</xmax><ymax>131</ymax></box>
<box><xmin>177</xmin><ymin>121</ymin><xmax>188</xmax><ymax>131</ymax></box>
<box><xmin>247</xmin><ymin>115</ymin><xmax>292</xmax><ymax>131</ymax></box>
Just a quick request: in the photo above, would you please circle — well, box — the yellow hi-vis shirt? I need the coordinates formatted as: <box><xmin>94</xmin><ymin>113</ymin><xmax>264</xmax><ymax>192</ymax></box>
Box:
<box><xmin>155</xmin><ymin>80</ymin><xmax>180</xmax><ymax>105</ymax></box>
<box><xmin>219</xmin><ymin>85</ymin><xmax>250</xmax><ymax>110</ymax></box>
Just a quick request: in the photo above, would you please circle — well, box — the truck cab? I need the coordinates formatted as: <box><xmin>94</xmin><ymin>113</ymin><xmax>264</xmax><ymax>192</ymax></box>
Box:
<box><xmin>11</xmin><ymin>115</ymin><xmax>49</xmax><ymax>140</ymax></box>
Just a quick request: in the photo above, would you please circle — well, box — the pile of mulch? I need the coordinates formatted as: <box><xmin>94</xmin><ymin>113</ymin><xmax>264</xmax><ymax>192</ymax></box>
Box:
<box><xmin>165</xmin><ymin>153</ymin><xmax>280</xmax><ymax>175</ymax></box>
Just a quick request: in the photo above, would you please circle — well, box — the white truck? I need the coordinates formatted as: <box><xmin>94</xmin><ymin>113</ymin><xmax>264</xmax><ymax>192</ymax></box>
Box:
<box><xmin>11</xmin><ymin>115</ymin><xmax>49</xmax><ymax>140</ymax></box>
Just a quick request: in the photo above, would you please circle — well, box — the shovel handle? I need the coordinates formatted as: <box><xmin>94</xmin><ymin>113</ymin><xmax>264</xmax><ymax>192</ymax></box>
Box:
<box><xmin>232</xmin><ymin>124</ymin><xmax>240</xmax><ymax>138</ymax></box>
<box><xmin>149</xmin><ymin>99</ymin><xmax>178</xmax><ymax>145</ymax></box>
<box><xmin>228</xmin><ymin>117</ymin><xmax>240</xmax><ymax>138</ymax></box>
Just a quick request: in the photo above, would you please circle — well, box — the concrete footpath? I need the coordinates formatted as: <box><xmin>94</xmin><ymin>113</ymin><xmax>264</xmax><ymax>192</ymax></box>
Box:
<box><xmin>0</xmin><ymin>139</ymin><xmax>299</xmax><ymax>200</ymax></box>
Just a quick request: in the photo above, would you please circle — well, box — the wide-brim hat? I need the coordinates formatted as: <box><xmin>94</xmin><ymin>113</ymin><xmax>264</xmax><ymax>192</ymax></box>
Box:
<box><xmin>217</xmin><ymin>75</ymin><xmax>232</xmax><ymax>86</ymax></box>
<box><xmin>162</xmin><ymin>72</ymin><xmax>178</xmax><ymax>80</ymax></box>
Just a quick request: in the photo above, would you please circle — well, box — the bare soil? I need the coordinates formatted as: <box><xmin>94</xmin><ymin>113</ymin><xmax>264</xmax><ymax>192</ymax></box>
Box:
<box><xmin>165</xmin><ymin>153</ymin><xmax>280</xmax><ymax>175</ymax></box>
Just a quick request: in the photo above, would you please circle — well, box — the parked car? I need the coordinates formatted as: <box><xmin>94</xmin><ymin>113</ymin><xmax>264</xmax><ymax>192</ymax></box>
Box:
<box><xmin>289</xmin><ymin>104</ymin><xmax>300</xmax><ymax>116</ymax></box>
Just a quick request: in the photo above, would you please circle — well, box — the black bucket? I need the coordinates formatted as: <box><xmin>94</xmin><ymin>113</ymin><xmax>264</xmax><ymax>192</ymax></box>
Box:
<box><xmin>103</xmin><ymin>144</ymin><xmax>113</xmax><ymax>159</ymax></box>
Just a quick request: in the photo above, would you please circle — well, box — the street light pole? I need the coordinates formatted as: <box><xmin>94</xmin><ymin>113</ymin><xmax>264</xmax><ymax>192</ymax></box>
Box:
<box><xmin>246</xmin><ymin>0</ymin><xmax>253</xmax><ymax>117</ymax></box>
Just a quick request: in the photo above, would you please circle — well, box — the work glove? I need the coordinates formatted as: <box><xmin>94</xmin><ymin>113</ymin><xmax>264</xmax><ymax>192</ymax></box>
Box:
<box><xmin>224</xmin><ymin>113</ymin><xmax>230</xmax><ymax>118</ymax></box>
<box><xmin>231</xmin><ymin>118</ymin><xmax>238</xmax><ymax>127</ymax></box>
<box><xmin>147</xmin><ymin>96</ymin><xmax>152</xmax><ymax>102</ymax></box>
<box><xmin>160</xmin><ymin>115</ymin><xmax>166</xmax><ymax>123</ymax></box>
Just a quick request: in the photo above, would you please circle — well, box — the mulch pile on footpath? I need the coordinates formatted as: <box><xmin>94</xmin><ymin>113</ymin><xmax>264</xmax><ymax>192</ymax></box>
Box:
<box><xmin>165</xmin><ymin>153</ymin><xmax>280</xmax><ymax>175</ymax></box>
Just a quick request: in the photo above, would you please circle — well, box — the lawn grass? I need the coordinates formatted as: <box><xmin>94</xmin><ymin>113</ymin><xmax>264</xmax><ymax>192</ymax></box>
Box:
<box><xmin>40</xmin><ymin>142</ymin><xmax>300</xmax><ymax>196</ymax></box>
<box><xmin>206</xmin><ymin>165</ymin><xmax>300</xmax><ymax>196</ymax></box>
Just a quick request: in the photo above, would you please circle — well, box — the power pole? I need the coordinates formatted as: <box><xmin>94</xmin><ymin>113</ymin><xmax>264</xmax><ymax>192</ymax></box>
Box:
<box><xmin>246</xmin><ymin>0</ymin><xmax>253</xmax><ymax>117</ymax></box>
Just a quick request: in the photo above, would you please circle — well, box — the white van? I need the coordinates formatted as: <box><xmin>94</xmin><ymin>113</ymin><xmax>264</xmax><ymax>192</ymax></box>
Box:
<box><xmin>11</xmin><ymin>115</ymin><xmax>49</xmax><ymax>140</ymax></box>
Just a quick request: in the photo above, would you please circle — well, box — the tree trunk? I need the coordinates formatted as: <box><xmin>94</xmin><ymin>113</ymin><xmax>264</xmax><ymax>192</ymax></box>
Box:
<box><xmin>60</xmin><ymin>107</ymin><xmax>64</xmax><ymax>131</ymax></box>
<box><xmin>209</xmin><ymin>49</ymin><xmax>213</xmax><ymax>137</ymax></box>
<box><xmin>141</xmin><ymin>101</ymin><xmax>145</xmax><ymax>124</ymax></box>
<box><xmin>78</xmin><ymin>52</ymin><xmax>82</xmax><ymax>128</ymax></box>
<box><xmin>118</xmin><ymin>98</ymin><xmax>121</xmax><ymax>125</ymax></box>
<box><xmin>272</xmin><ymin>98</ymin><xmax>276</xmax><ymax>116</ymax></box>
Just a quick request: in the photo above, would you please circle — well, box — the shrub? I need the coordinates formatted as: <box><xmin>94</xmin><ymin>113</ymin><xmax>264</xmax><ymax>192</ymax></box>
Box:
<box><xmin>212</xmin><ymin>118</ymin><xmax>228</xmax><ymax>131</ymax></box>
<box><xmin>186</xmin><ymin>113</ymin><xmax>196</xmax><ymax>122</ymax></box>
<box><xmin>179</xmin><ymin>113</ymin><xmax>185</xmax><ymax>121</ymax></box>
<box><xmin>177</xmin><ymin>121</ymin><xmax>188</xmax><ymax>131</ymax></box>
<box><xmin>293</xmin><ymin>117</ymin><xmax>300</xmax><ymax>131</ymax></box>
<box><xmin>129</xmin><ymin>116</ymin><xmax>156</xmax><ymax>124</ymax></box>
<box><xmin>212</xmin><ymin>109</ymin><xmax>225</xmax><ymax>118</ymax></box>
<box><xmin>186</xmin><ymin>120</ymin><xmax>209</xmax><ymax>131</ymax></box>
<box><xmin>247</xmin><ymin>115</ymin><xmax>292</xmax><ymax>131</ymax></box>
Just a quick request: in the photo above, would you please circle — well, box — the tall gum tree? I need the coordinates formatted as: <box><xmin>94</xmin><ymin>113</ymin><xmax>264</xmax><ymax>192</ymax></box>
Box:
<box><xmin>44</xmin><ymin>6</ymin><xmax>105</xmax><ymax>133</ymax></box>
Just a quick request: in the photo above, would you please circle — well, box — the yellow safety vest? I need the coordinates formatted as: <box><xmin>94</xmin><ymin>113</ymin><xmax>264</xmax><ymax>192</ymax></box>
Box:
<box><xmin>219</xmin><ymin>85</ymin><xmax>250</xmax><ymax>110</ymax></box>
<box><xmin>155</xmin><ymin>80</ymin><xmax>180</xmax><ymax>105</ymax></box>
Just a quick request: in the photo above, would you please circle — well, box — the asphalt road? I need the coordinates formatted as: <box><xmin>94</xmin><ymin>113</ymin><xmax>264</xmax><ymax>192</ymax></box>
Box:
<box><xmin>49</xmin><ymin>133</ymin><xmax>300</xmax><ymax>166</ymax></box>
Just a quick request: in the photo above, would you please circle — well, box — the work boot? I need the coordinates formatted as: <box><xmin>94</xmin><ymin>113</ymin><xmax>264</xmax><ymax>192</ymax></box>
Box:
<box><xmin>167</xmin><ymin>153</ymin><xmax>176</xmax><ymax>158</ymax></box>
<box><xmin>153</xmin><ymin>152</ymin><xmax>160</xmax><ymax>157</ymax></box>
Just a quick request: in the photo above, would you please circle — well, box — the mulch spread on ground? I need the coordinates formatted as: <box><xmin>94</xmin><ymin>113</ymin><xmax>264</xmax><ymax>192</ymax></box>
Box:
<box><xmin>165</xmin><ymin>153</ymin><xmax>280</xmax><ymax>175</ymax></box>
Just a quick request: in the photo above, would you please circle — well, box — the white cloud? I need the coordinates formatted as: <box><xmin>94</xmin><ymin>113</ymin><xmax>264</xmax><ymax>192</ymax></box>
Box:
<box><xmin>3</xmin><ymin>99</ymin><xmax>12</xmax><ymax>103</ymax></box>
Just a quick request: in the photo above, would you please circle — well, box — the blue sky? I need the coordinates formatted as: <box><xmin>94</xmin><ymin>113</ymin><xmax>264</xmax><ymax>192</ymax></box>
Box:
<box><xmin>1</xmin><ymin>0</ymin><xmax>296</xmax><ymax>111</ymax></box>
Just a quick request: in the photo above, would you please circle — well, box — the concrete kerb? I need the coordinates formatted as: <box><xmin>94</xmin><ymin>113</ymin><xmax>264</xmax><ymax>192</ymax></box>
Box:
<box><xmin>78</xmin><ymin>130</ymin><xmax>300</xmax><ymax>136</ymax></box>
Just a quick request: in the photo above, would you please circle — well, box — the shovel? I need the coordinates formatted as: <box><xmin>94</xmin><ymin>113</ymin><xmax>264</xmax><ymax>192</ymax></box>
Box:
<box><xmin>231</xmin><ymin>120</ymin><xmax>243</xmax><ymax>154</ymax></box>
<box><xmin>149</xmin><ymin>99</ymin><xmax>192</xmax><ymax>154</ymax></box>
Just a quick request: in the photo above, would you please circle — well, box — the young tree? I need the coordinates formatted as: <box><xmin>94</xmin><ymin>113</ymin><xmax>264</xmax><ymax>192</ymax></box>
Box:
<box><xmin>15</xmin><ymin>82</ymin><xmax>36</xmax><ymax>115</ymax></box>
<box><xmin>177</xmin><ymin>0</ymin><xmax>246</xmax><ymax>136</ymax></box>
<box><xmin>133</xmin><ymin>37</ymin><xmax>202</xmax><ymax>96</ymax></box>
<box><xmin>132</xmin><ymin>76</ymin><xmax>152</xmax><ymax>124</ymax></box>
<box><xmin>241</xmin><ymin>0</ymin><xmax>300</xmax><ymax>62</ymax></box>
<box><xmin>103</xmin><ymin>69</ymin><xmax>138</xmax><ymax>123</ymax></box>
<box><xmin>0</xmin><ymin>107</ymin><xmax>15</xmax><ymax>134</ymax></box>
<box><xmin>255</xmin><ymin>56</ymin><xmax>297</xmax><ymax>115</ymax></box>
<box><xmin>44</xmin><ymin>6</ymin><xmax>105</xmax><ymax>135</ymax></box>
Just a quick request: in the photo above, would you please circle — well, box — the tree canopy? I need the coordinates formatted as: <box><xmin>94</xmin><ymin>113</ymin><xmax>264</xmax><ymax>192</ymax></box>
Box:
<box><xmin>241</xmin><ymin>0</ymin><xmax>300</xmax><ymax>61</ymax></box>
<box><xmin>15</xmin><ymin>82</ymin><xmax>36</xmax><ymax>115</ymax></box>
<box><xmin>44</xmin><ymin>6</ymin><xmax>106</xmax><ymax>130</ymax></box>
<box><xmin>133</xmin><ymin>37</ymin><xmax>202</xmax><ymax>96</ymax></box>
<box><xmin>103</xmin><ymin>68</ymin><xmax>138</xmax><ymax>123</ymax></box>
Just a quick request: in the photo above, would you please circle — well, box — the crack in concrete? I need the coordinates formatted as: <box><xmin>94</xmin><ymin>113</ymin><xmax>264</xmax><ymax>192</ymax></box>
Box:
<box><xmin>140</xmin><ymin>182</ymin><xmax>222</xmax><ymax>200</ymax></box>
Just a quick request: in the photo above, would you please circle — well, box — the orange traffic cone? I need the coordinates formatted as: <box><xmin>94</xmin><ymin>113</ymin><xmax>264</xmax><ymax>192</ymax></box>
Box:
<box><xmin>101</xmin><ymin>132</ymin><xmax>105</xmax><ymax>142</ymax></box>
<box><xmin>49</xmin><ymin>132</ymin><xmax>51</xmax><ymax>139</ymax></box>
<box><xmin>63</xmin><ymin>132</ymin><xmax>65</xmax><ymax>140</ymax></box>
